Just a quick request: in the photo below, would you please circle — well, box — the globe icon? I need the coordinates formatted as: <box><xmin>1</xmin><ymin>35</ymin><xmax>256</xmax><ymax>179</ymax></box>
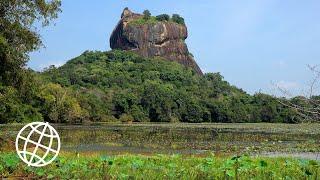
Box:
<box><xmin>15</xmin><ymin>122</ymin><xmax>61</xmax><ymax>167</ymax></box>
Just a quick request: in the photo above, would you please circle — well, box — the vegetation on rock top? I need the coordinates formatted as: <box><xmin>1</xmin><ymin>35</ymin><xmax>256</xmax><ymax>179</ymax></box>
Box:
<box><xmin>128</xmin><ymin>10</ymin><xmax>185</xmax><ymax>26</ymax></box>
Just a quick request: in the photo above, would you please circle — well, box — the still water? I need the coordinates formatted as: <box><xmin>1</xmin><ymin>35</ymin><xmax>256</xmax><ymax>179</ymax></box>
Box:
<box><xmin>1</xmin><ymin>123</ymin><xmax>319</xmax><ymax>159</ymax></box>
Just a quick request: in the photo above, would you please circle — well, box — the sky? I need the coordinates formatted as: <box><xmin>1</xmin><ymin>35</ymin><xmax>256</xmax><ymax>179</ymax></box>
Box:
<box><xmin>28</xmin><ymin>0</ymin><xmax>320</xmax><ymax>96</ymax></box>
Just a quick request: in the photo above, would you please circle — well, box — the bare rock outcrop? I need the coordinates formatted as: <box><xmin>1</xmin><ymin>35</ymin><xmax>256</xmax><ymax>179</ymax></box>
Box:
<box><xmin>110</xmin><ymin>8</ymin><xmax>202</xmax><ymax>75</ymax></box>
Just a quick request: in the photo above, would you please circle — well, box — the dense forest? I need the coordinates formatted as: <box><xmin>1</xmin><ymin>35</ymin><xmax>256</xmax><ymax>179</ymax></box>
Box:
<box><xmin>1</xmin><ymin>50</ymin><xmax>306</xmax><ymax>124</ymax></box>
<box><xmin>0</xmin><ymin>1</ymin><xmax>317</xmax><ymax>124</ymax></box>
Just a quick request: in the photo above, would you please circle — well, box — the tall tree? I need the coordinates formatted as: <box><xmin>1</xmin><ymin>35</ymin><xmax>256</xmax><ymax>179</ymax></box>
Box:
<box><xmin>0</xmin><ymin>0</ymin><xmax>61</xmax><ymax>86</ymax></box>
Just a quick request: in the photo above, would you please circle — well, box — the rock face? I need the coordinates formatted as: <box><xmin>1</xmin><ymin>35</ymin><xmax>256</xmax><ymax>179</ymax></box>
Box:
<box><xmin>110</xmin><ymin>8</ymin><xmax>203</xmax><ymax>75</ymax></box>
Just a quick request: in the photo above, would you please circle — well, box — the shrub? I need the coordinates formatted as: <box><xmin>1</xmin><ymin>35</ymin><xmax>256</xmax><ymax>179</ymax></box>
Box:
<box><xmin>172</xmin><ymin>14</ymin><xmax>185</xmax><ymax>25</ymax></box>
<box><xmin>119</xmin><ymin>114</ymin><xmax>134</xmax><ymax>123</ymax></box>
<box><xmin>156</xmin><ymin>14</ymin><xmax>170</xmax><ymax>21</ymax></box>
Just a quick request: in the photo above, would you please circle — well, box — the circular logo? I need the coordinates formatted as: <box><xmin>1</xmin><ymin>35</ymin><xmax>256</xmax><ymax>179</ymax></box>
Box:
<box><xmin>15</xmin><ymin>122</ymin><xmax>60</xmax><ymax>167</ymax></box>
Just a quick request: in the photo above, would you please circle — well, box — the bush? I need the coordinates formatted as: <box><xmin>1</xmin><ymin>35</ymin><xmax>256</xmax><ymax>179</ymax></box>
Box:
<box><xmin>172</xmin><ymin>14</ymin><xmax>185</xmax><ymax>25</ymax></box>
<box><xmin>156</xmin><ymin>14</ymin><xmax>170</xmax><ymax>21</ymax></box>
<box><xmin>119</xmin><ymin>114</ymin><xmax>133</xmax><ymax>123</ymax></box>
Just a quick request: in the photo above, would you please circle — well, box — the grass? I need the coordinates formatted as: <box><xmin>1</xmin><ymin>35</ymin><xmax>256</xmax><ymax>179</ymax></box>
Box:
<box><xmin>128</xmin><ymin>16</ymin><xmax>159</xmax><ymax>26</ymax></box>
<box><xmin>0</xmin><ymin>152</ymin><xmax>319</xmax><ymax>179</ymax></box>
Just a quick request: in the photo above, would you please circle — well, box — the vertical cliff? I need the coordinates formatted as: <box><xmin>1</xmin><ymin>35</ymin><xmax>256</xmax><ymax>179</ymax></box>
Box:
<box><xmin>110</xmin><ymin>8</ymin><xmax>203</xmax><ymax>75</ymax></box>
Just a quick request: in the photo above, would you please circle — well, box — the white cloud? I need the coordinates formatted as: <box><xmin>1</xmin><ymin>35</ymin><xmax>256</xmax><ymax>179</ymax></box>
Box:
<box><xmin>267</xmin><ymin>80</ymin><xmax>302</xmax><ymax>97</ymax></box>
<box><xmin>275</xmin><ymin>80</ymin><xmax>299</xmax><ymax>89</ymax></box>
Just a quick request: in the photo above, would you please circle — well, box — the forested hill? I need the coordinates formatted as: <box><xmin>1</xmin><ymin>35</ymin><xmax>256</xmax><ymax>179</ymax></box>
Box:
<box><xmin>37</xmin><ymin>50</ymin><xmax>299</xmax><ymax>123</ymax></box>
<box><xmin>0</xmin><ymin>2</ymin><xmax>303</xmax><ymax>124</ymax></box>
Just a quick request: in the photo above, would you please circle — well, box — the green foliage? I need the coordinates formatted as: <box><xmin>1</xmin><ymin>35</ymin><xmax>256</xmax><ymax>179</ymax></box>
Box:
<box><xmin>143</xmin><ymin>10</ymin><xmax>151</xmax><ymax>20</ymax></box>
<box><xmin>119</xmin><ymin>114</ymin><xmax>134</xmax><ymax>123</ymax></box>
<box><xmin>0</xmin><ymin>49</ymin><xmax>302</xmax><ymax>124</ymax></box>
<box><xmin>37</xmin><ymin>83</ymin><xmax>87</xmax><ymax>123</ymax></box>
<box><xmin>172</xmin><ymin>14</ymin><xmax>185</xmax><ymax>25</ymax></box>
<box><xmin>0</xmin><ymin>84</ymin><xmax>43</xmax><ymax>123</ymax></box>
<box><xmin>0</xmin><ymin>0</ymin><xmax>61</xmax><ymax>87</ymax></box>
<box><xmin>0</xmin><ymin>4</ymin><xmax>304</xmax><ymax>124</ymax></box>
<box><xmin>0</xmin><ymin>0</ymin><xmax>61</xmax><ymax>124</ymax></box>
<box><xmin>129</xmin><ymin>11</ymin><xmax>186</xmax><ymax>26</ymax></box>
<box><xmin>128</xmin><ymin>16</ymin><xmax>158</xmax><ymax>26</ymax></box>
<box><xmin>40</xmin><ymin>50</ymin><xmax>300</xmax><ymax>123</ymax></box>
<box><xmin>0</xmin><ymin>153</ymin><xmax>319</xmax><ymax>179</ymax></box>
<box><xmin>156</xmin><ymin>14</ymin><xmax>170</xmax><ymax>21</ymax></box>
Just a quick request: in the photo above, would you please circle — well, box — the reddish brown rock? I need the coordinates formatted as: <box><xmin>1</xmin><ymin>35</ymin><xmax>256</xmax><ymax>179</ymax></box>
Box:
<box><xmin>110</xmin><ymin>8</ymin><xmax>203</xmax><ymax>75</ymax></box>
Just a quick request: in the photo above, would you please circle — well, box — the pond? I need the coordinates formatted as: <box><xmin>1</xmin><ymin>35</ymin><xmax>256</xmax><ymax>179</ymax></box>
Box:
<box><xmin>1</xmin><ymin>123</ymin><xmax>319</xmax><ymax>159</ymax></box>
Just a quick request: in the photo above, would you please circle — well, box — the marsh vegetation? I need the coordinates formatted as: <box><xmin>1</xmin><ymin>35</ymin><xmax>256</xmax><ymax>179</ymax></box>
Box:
<box><xmin>1</xmin><ymin>123</ymin><xmax>320</xmax><ymax>179</ymax></box>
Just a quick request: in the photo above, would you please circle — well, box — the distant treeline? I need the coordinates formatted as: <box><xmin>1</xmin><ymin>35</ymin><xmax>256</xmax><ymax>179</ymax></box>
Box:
<box><xmin>1</xmin><ymin>50</ymin><xmax>311</xmax><ymax>124</ymax></box>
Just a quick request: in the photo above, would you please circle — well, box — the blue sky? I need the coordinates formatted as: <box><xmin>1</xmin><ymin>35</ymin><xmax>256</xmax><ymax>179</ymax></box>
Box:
<box><xmin>28</xmin><ymin>0</ymin><xmax>320</xmax><ymax>96</ymax></box>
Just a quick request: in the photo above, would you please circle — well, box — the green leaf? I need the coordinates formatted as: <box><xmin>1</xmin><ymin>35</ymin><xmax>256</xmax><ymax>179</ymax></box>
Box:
<box><xmin>259</xmin><ymin>160</ymin><xmax>267</xmax><ymax>167</ymax></box>
<box><xmin>4</xmin><ymin>154</ymin><xmax>19</xmax><ymax>169</ymax></box>
<box><xmin>47</xmin><ymin>174</ymin><xmax>54</xmax><ymax>179</ymax></box>
<box><xmin>231</xmin><ymin>156</ymin><xmax>241</xmax><ymax>160</ymax></box>
<box><xmin>305</xmin><ymin>169</ymin><xmax>312</xmax><ymax>176</ymax></box>
<box><xmin>226</xmin><ymin>170</ymin><xmax>235</xmax><ymax>177</ymax></box>
<box><xmin>309</xmin><ymin>160</ymin><xmax>318</xmax><ymax>166</ymax></box>
<box><xmin>35</xmin><ymin>168</ymin><xmax>45</xmax><ymax>176</ymax></box>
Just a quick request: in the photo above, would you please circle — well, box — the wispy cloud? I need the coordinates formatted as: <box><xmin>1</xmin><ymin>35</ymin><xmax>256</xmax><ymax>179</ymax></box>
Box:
<box><xmin>275</xmin><ymin>80</ymin><xmax>299</xmax><ymax>89</ymax></box>
<box><xmin>268</xmin><ymin>80</ymin><xmax>302</xmax><ymax>97</ymax></box>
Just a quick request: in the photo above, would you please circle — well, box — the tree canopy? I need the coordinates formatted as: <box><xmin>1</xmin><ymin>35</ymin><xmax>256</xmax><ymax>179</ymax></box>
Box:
<box><xmin>38</xmin><ymin>50</ymin><xmax>300</xmax><ymax>123</ymax></box>
<box><xmin>0</xmin><ymin>0</ymin><xmax>61</xmax><ymax>87</ymax></box>
<box><xmin>0</xmin><ymin>0</ymin><xmax>61</xmax><ymax>123</ymax></box>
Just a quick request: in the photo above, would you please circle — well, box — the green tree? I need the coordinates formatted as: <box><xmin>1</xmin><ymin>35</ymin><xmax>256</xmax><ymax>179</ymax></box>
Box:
<box><xmin>130</xmin><ymin>105</ymin><xmax>148</xmax><ymax>122</ymax></box>
<box><xmin>41</xmin><ymin>50</ymin><xmax>300</xmax><ymax>124</ymax></box>
<box><xmin>113</xmin><ymin>90</ymin><xmax>139</xmax><ymax>118</ymax></box>
<box><xmin>252</xmin><ymin>93</ymin><xmax>281</xmax><ymax>123</ymax></box>
<box><xmin>141</xmin><ymin>81</ymin><xmax>177</xmax><ymax>122</ymax></box>
<box><xmin>171</xmin><ymin>14</ymin><xmax>185</xmax><ymax>25</ymax></box>
<box><xmin>0</xmin><ymin>0</ymin><xmax>61</xmax><ymax>87</ymax></box>
<box><xmin>77</xmin><ymin>90</ymin><xmax>111</xmax><ymax>122</ymax></box>
<box><xmin>38</xmin><ymin>83</ymin><xmax>87</xmax><ymax>123</ymax></box>
<box><xmin>143</xmin><ymin>10</ymin><xmax>151</xmax><ymax>20</ymax></box>
<box><xmin>156</xmin><ymin>14</ymin><xmax>170</xmax><ymax>21</ymax></box>
<box><xmin>0</xmin><ymin>85</ymin><xmax>42</xmax><ymax>123</ymax></box>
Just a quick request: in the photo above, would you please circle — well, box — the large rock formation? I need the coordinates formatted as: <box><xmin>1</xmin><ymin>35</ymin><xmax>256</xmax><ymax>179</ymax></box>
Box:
<box><xmin>110</xmin><ymin>8</ymin><xmax>202</xmax><ymax>75</ymax></box>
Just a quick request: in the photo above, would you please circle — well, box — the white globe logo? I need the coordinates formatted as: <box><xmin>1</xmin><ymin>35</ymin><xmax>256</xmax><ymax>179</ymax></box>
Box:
<box><xmin>15</xmin><ymin>122</ymin><xmax>61</xmax><ymax>167</ymax></box>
